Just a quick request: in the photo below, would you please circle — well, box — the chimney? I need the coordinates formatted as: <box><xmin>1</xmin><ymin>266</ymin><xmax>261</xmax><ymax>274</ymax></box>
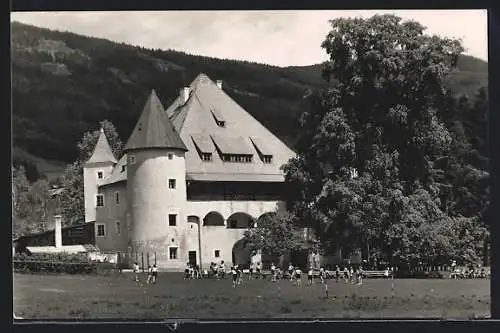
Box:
<box><xmin>180</xmin><ymin>87</ymin><xmax>190</xmax><ymax>103</ymax></box>
<box><xmin>54</xmin><ymin>215</ymin><xmax>62</xmax><ymax>248</ymax></box>
<box><xmin>216</xmin><ymin>80</ymin><xmax>222</xmax><ymax>89</ymax></box>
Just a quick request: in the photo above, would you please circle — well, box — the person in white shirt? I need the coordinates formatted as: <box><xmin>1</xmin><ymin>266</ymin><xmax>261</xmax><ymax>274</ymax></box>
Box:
<box><xmin>319</xmin><ymin>267</ymin><xmax>326</xmax><ymax>284</ymax></box>
<box><xmin>307</xmin><ymin>267</ymin><xmax>313</xmax><ymax>285</ymax></box>
<box><xmin>133</xmin><ymin>262</ymin><xmax>140</xmax><ymax>282</ymax></box>
<box><xmin>151</xmin><ymin>264</ymin><xmax>158</xmax><ymax>284</ymax></box>
<box><xmin>146</xmin><ymin>265</ymin><xmax>153</xmax><ymax>284</ymax></box>
<box><xmin>343</xmin><ymin>267</ymin><xmax>349</xmax><ymax>283</ymax></box>
<box><xmin>295</xmin><ymin>267</ymin><xmax>302</xmax><ymax>286</ymax></box>
<box><xmin>271</xmin><ymin>263</ymin><xmax>277</xmax><ymax>282</ymax></box>
<box><xmin>231</xmin><ymin>265</ymin><xmax>238</xmax><ymax>288</ymax></box>
<box><xmin>219</xmin><ymin>261</ymin><xmax>226</xmax><ymax>279</ymax></box>
<box><xmin>288</xmin><ymin>263</ymin><xmax>294</xmax><ymax>281</ymax></box>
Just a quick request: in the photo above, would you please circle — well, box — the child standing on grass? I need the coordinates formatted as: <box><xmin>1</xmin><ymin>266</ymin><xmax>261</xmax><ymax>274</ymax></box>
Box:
<box><xmin>152</xmin><ymin>264</ymin><xmax>158</xmax><ymax>284</ymax></box>
<box><xmin>184</xmin><ymin>263</ymin><xmax>191</xmax><ymax>280</ymax></box>
<box><xmin>343</xmin><ymin>267</ymin><xmax>349</xmax><ymax>283</ymax></box>
<box><xmin>237</xmin><ymin>265</ymin><xmax>243</xmax><ymax>285</ymax></box>
<box><xmin>319</xmin><ymin>267</ymin><xmax>325</xmax><ymax>285</ymax></box>
<box><xmin>231</xmin><ymin>265</ymin><xmax>238</xmax><ymax>288</ymax></box>
<box><xmin>295</xmin><ymin>267</ymin><xmax>302</xmax><ymax>286</ymax></box>
<box><xmin>256</xmin><ymin>262</ymin><xmax>262</xmax><ymax>280</ymax></box>
<box><xmin>288</xmin><ymin>263</ymin><xmax>294</xmax><ymax>281</ymax></box>
<box><xmin>146</xmin><ymin>265</ymin><xmax>152</xmax><ymax>284</ymax></box>
<box><xmin>219</xmin><ymin>261</ymin><xmax>226</xmax><ymax>279</ymax></box>
<box><xmin>133</xmin><ymin>262</ymin><xmax>140</xmax><ymax>282</ymax></box>
<box><xmin>357</xmin><ymin>266</ymin><xmax>363</xmax><ymax>285</ymax></box>
<box><xmin>335</xmin><ymin>265</ymin><xmax>341</xmax><ymax>283</ymax></box>
<box><xmin>271</xmin><ymin>262</ymin><xmax>277</xmax><ymax>282</ymax></box>
<box><xmin>307</xmin><ymin>267</ymin><xmax>313</xmax><ymax>285</ymax></box>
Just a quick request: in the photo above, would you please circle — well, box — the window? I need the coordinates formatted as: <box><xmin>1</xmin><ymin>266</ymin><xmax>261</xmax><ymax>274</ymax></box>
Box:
<box><xmin>96</xmin><ymin>194</ymin><xmax>104</xmax><ymax>207</ymax></box>
<box><xmin>168</xmin><ymin>153</ymin><xmax>173</xmax><ymax>160</ymax></box>
<box><xmin>211</xmin><ymin>109</ymin><xmax>225</xmax><ymax>127</ymax></box>
<box><xmin>97</xmin><ymin>224</ymin><xmax>105</xmax><ymax>237</ymax></box>
<box><xmin>169</xmin><ymin>247</ymin><xmax>178</xmax><ymax>259</ymax></box>
<box><xmin>97</xmin><ymin>171</ymin><xmax>103</xmax><ymax>179</ymax></box>
<box><xmin>214</xmin><ymin>250</ymin><xmax>220</xmax><ymax>258</ymax></box>
<box><xmin>115</xmin><ymin>221</ymin><xmax>121</xmax><ymax>235</ymax></box>
<box><xmin>222</xmin><ymin>154</ymin><xmax>252</xmax><ymax>163</ymax></box>
<box><xmin>168</xmin><ymin>179</ymin><xmax>176</xmax><ymax>189</ymax></box>
<box><xmin>121</xmin><ymin>165</ymin><xmax>126</xmax><ymax>172</ymax></box>
<box><xmin>263</xmin><ymin>155</ymin><xmax>272</xmax><ymax>163</ymax></box>
<box><xmin>115</xmin><ymin>192</ymin><xmax>120</xmax><ymax>204</ymax></box>
<box><xmin>168</xmin><ymin>214</ymin><xmax>177</xmax><ymax>226</ymax></box>
<box><xmin>129</xmin><ymin>155</ymin><xmax>136</xmax><ymax>164</ymax></box>
<box><xmin>201</xmin><ymin>153</ymin><xmax>212</xmax><ymax>161</ymax></box>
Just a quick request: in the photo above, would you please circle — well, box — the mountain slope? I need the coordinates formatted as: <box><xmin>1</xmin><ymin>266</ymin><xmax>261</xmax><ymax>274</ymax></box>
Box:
<box><xmin>11</xmin><ymin>21</ymin><xmax>488</xmax><ymax>179</ymax></box>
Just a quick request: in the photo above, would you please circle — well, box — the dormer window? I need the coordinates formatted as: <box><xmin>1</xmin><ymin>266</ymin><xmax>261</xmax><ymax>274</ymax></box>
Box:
<box><xmin>97</xmin><ymin>171</ymin><xmax>103</xmax><ymax>179</ymax></box>
<box><xmin>201</xmin><ymin>153</ymin><xmax>212</xmax><ymax>161</ymax></box>
<box><xmin>191</xmin><ymin>135</ymin><xmax>214</xmax><ymax>163</ymax></box>
<box><xmin>129</xmin><ymin>155</ymin><xmax>136</xmax><ymax>165</ymax></box>
<box><xmin>121</xmin><ymin>165</ymin><xmax>126</xmax><ymax>172</ymax></box>
<box><xmin>263</xmin><ymin>155</ymin><xmax>273</xmax><ymax>164</ymax></box>
<box><xmin>250</xmin><ymin>137</ymin><xmax>274</xmax><ymax>165</ymax></box>
<box><xmin>222</xmin><ymin>154</ymin><xmax>252</xmax><ymax>163</ymax></box>
<box><xmin>211</xmin><ymin>108</ymin><xmax>225</xmax><ymax>127</ymax></box>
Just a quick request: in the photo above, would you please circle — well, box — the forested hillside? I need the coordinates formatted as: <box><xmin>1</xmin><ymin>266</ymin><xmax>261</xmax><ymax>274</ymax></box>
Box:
<box><xmin>11</xmin><ymin>21</ymin><xmax>488</xmax><ymax>180</ymax></box>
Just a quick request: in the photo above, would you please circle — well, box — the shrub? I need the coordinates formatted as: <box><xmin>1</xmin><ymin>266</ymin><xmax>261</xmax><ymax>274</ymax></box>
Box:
<box><xmin>395</xmin><ymin>270</ymin><xmax>444</xmax><ymax>279</ymax></box>
<box><xmin>13</xmin><ymin>252</ymin><xmax>105</xmax><ymax>275</ymax></box>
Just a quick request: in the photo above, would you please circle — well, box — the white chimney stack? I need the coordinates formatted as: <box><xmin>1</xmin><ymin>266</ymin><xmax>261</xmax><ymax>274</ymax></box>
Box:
<box><xmin>54</xmin><ymin>215</ymin><xmax>62</xmax><ymax>248</ymax></box>
<box><xmin>180</xmin><ymin>87</ymin><xmax>190</xmax><ymax>103</ymax></box>
<box><xmin>216</xmin><ymin>80</ymin><xmax>222</xmax><ymax>89</ymax></box>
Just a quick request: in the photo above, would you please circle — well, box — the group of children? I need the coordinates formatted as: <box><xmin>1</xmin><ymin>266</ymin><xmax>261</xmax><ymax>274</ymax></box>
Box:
<box><xmin>278</xmin><ymin>264</ymin><xmax>365</xmax><ymax>286</ymax></box>
<box><xmin>132</xmin><ymin>260</ymin><xmax>367</xmax><ymax>288</ymax></box>
<box><xmin>133</xmin><ymin>262</ymin><xmax>158</xmax><ymax>284</ymax></box>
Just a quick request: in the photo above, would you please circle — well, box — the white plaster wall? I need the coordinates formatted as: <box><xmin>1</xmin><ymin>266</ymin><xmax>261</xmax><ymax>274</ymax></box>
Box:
<box><xmin>94</xmin><ymin>183</ymin><xmax>129</xmax><ymax>252</ymax></box>
<box><xmin>186</xmin><ymin>200</ymin><xmax>284</xmax><ymax>270</ymax></box>
<box><xmin>83</xmin><ymin>163</ymin><xmax>114</xmax><ymax>223</ymax></box>
<box><xmin>127</xmin><ymin>149</ymin><xmax>188</xmax><ymax>270</ymax></box>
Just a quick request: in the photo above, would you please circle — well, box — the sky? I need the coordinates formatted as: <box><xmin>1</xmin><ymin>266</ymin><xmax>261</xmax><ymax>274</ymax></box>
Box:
<box><xmin>11</xmin><ymin>10</ymin><xmax>487</xmax><ymax>67</ymax></box>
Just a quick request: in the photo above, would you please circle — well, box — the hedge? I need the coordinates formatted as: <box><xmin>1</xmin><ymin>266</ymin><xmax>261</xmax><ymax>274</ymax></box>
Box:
<box><xmin>13</xmin><ymin>252</ymin><xmax>116</xmax><ymax>275</ymax></box>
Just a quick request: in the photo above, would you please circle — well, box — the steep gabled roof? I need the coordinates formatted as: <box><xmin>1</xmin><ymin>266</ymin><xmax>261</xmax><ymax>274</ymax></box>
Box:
<box><xmin>166</xmin><ymin>73</ymin><xmax>296</xmax><ymax>181</ymax></box>
<box><xmin>125</xmin><ymin>90</ymin><xmax>187</xmax><ymax>152</ymax></box>
<box><xmin>99</xmin><ymin>154</ymin><xmax>127</xmax><ymax>187</ymax></box>
<box><xmin>86</xmin><ymin>128</ymin><xmax>118</xmax><ymax>165</ymax></box>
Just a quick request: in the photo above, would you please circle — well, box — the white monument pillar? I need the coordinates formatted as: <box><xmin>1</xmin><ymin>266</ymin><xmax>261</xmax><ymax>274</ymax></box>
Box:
<box><xmin>54</xmin><ymin>215</ymin><xmax>62</xmax><ymax>248</ymax></box>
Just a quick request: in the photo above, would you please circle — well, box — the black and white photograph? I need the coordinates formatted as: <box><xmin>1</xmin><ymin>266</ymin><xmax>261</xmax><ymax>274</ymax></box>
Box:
<box><xmin>11</xmin><ymin>9</ymin><xmax>491</xmax><ymax>320</ymax></box>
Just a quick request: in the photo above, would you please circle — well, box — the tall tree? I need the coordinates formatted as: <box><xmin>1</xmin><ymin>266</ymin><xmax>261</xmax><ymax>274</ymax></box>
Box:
<box><xmin>60</xmin><ymin>120</ymin><xmax>123</xmax><ymax>226</ymax></box>
<box><xmin>12</xmin><ymin>166</ymin><xmax>56</xmax><ymax>238</ymax></box>
<box><xmin>283</xmin><ymin>14</ymin><xmax>467</xmax><ymax>264</ymax></box>
<box><xmin>243</xmin><ymin>212</ymin><xmax>309</xmax><ymax>261</ymax></box>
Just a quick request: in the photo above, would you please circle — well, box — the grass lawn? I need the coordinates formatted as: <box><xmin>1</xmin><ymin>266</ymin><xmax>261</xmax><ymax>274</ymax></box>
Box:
<box><xmin>13</xmin><ymin>272</ymin><xmax>490</xmax><ymax>320</ymax></box>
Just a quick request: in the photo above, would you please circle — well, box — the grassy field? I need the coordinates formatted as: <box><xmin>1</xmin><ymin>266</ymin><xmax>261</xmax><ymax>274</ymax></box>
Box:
<box><xmin>13</xmin><ymin>272</ymin><xmax>490</xmax><ymax>320</ymax></box>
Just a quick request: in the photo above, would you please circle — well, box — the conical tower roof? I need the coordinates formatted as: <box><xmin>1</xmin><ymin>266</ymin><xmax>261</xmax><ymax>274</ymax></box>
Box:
<box><xmin>125</xmin><ymin>90</ymin><xmax>188</xmax><ymax>152</ymax></box>
<box><xmin>86</xmin><ymin>127</ymin><xmax>118</xmax><ymax>165</ymax></box>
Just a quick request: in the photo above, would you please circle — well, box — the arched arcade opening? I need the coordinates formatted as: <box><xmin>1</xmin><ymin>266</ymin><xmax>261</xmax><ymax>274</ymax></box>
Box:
<box><xmin>226</xmin><ymin>212</ymin><xmax>254</xmax><ymax>229</ymax></box>
<box><xmin>203</xmin><ymin>211</ymin><xmax>225</xmax><ymax>226</ymax></box>
<box><xmin>232</xmin><ymin>238</ymin><xmax>252</xmax><ymax>268</ymax></box>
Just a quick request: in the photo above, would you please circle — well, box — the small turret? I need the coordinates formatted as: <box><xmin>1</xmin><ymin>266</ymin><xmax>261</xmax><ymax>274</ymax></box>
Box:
<box><xmin>83</xmin><ymin>127</ymin><xmax>117</xmax><ymax>222</ymax></box>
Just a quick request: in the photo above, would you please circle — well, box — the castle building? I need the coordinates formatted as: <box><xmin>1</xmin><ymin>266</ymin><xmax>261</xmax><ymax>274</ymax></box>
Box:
<box><xmin>83</xmin><ymin>74</ymin><xmax>296</xmax><ymax>271</ymax></box>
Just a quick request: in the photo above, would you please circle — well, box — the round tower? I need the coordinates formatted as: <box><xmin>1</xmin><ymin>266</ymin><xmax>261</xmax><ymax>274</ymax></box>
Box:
<box><xmin>124</xmin><ymin>90</ymin><xmax>188</xmax><ymax>270</ymax></box>
<box><xmin>83</xmin><ymin>128</ymin><xmax>117</xmax><ymax>223</ymax></box>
